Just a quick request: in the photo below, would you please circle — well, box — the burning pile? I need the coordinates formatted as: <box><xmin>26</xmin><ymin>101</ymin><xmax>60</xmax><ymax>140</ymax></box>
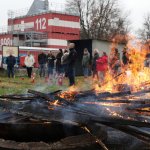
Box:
<box><xmin>94</xmin><ymin>38</ymin><xmax>150</xmax><ymax>93</ymax></box>
<box><xmin>1</xmin><ymin>39</ymin><xmax>150</xmax><ymax>149</ymax></box>
<box><xmin>0</xmin><ymin>86</ymin><xmax>150</xmax><ymax>149</ymax></box>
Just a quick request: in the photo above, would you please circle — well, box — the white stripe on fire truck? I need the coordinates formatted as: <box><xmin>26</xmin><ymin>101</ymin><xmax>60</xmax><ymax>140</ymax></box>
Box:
<box><xmin>47</xmin><ymin>39</ymin><xmax>67</xmax><ymax>46</ymax></box>
<box><xmin>48</xmin><ymin>18</ymin><xmax>80</xmax><ymax>29</ymax></box>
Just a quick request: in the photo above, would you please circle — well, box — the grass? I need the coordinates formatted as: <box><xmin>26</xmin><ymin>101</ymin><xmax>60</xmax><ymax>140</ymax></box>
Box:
<box><xmin>0</xmin><ymin>76</ymin><xmax>94</xmax><ymax>96</ymax></box>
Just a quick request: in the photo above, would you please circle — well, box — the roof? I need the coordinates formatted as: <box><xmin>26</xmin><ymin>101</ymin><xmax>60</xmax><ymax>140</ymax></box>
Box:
<box><xmin>8</xmin><ymin>10</ymin><xmax>79</xmax><ymax>21</ymax></box>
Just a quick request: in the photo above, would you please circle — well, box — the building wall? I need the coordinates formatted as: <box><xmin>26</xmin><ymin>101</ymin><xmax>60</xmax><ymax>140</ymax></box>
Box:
<box><xmin>92</xmin><ymin>40</ymin><xmax>125</xmax><ymax>58</ymax></box>
<box><xmin>0</xmin><ymin>34</ymin><xmax>13</xmax><ymax>46</ymax></box>
<box><xmin>7</xmin><ymin>12</ymin><xmax>80</xmax><ymax>48</ymax></box>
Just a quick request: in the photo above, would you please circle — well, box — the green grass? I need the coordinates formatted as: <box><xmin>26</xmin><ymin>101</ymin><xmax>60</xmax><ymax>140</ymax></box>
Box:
<box><xmin>0</xmin><ymin>76</ymin><xmax>94</xmax><ymax>96</ymax></box>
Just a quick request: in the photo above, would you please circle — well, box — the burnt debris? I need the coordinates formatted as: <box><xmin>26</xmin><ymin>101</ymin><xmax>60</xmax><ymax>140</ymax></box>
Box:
<box><xmin>0</xmin><ymin>89</ymin><xmax>150</xmax><ymax>149</ymax></box>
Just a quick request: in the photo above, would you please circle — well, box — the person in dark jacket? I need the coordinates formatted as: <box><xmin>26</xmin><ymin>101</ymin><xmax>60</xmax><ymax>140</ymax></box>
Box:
<box><xmin>92</xmin><ymin>49</ymin><xmax>99</xmax><ymax>79</ymax></box>
<box><xmin>56</xmin><ymin>49</ymin><xmax>63</xmax><ymax>74</ymax></box>
<box><xmin>122</xmin><ymin>47</ymin><xmax>129</xmax><ymax>66</ymax></box>
<box><xmin>67</xmin><ymin>43</ymin><xmax>77</xmax><ymax>86</ymax></box>
<box><xmin>82</xmin><ymin>48</ymin><xmax>90</xmax><ymax>78</ymax></box>
<box><xmin>145</xmin><ymin>52</ymin><xmax>150</xmax><ymax>67</ymax></box>
<box><xmin>6</xmin><ymin>52</ymin><xmax>16</xmax><ymax>78</ymax></box>
<box><xmin>47</xmin><ymin>51</ymin><xmax>55</xmax><ymax>77</ymax></box>
<box><xmin>38</xmin><ymin>51</ymin><xmax>47</xmax><ymax>77</ymax></box>
<box><xmin>61</xmin><ymin>49</ymin><xmax>69</xmax><ymax>77</ymax></box>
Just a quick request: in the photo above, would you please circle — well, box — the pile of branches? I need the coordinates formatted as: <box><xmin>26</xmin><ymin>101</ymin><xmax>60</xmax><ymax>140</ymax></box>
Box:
<box><xmin>1</xmin><ymin>89</ymin><xmax>150</xmax><ymax>149</ymax></box>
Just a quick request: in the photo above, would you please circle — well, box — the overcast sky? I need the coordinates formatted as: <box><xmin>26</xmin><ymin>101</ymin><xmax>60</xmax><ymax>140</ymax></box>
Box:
<box><xmin>0</xmin><ymin>0</ymin><xmax>150</xmax><ymax>34</ymax></box>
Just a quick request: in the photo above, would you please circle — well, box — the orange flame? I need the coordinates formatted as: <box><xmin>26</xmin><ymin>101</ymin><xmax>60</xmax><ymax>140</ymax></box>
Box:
<box><xmin>58</xmin><ymin>86</ymin><xmax>78</xmax><ymax>101</ymax></box>
<box><xmin>94</xmin><ymin>36</ymin><xmax>150</xmax><ymax>93</ymax></box>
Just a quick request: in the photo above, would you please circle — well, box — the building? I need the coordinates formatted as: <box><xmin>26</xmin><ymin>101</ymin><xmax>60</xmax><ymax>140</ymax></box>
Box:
<box><xmin>0</xmin><ymin>0</ymin><xmax>80</xmax><ymax>49</ymax></box>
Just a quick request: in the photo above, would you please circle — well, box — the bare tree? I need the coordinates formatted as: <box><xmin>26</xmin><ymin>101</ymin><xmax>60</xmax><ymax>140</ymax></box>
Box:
<box><xmin>66</xmin><ymin>0</ymin><xmax>130</xmax><ymax>41</ymax></box>
<box><xmin>138</xmin><ymin>14</ymin><xmax>150</xmax><ymax>42</ymax></box>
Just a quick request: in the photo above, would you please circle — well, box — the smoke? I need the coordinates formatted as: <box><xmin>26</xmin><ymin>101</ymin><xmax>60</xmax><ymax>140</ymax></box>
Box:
<box><xmin>33</xmin><ymin>84</ymin><xmax>48</xmax><ymax>91</ymax></box>
<box><xmin>107</xmin><ymin>128</ymin><xmax>146</xmax><ymax>150</ymax></box>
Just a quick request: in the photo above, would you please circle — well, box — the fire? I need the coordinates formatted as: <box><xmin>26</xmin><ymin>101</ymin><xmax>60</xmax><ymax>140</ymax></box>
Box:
<box><xmin>48</xmin><ymin>100</ymin><xmax>61</xmax><ymax>110</ymax></box>
<box><xmin>94</xmin><ymin>36</ymin><xmax>150</xmax><ymax>93</ymax></box>
<box><xmin>94</xmin><ymin>73</ymin><xmax>115</xmax><ymax>93</ymax></box>
<box><xmin>49</xmin><ymin>100</ymin><xmax>60</xmax><ymax>107</ymax></box>
<box><xmin>106</xmin><ymin>108</ymin><xmax>123</xmax><ymax>118</ymax></box>
<box><xmin>58</xmin><ymin>86</ymin><xmax>78</xmax><ymax>101</ymax></box>
<box><xmin>68</xmin><ymin>86</ymin><xmax>78</xmax><ymax>92</ymax></box>
<box><xmin>84</xmin><ymin>101</ymin><xmax>121</xmax><ymax>107</ymax></box>
<box><xmin>53</xmin><ymin>100</ymin><xmax>59</xmax><ymax>106</ymax></box>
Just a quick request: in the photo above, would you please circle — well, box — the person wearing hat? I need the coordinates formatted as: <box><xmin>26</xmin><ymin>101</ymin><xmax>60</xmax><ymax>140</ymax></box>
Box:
<box><xmin>6</xmin><ymin>51</ymin><xmax>16</xmax><ymax>78</ymax></box>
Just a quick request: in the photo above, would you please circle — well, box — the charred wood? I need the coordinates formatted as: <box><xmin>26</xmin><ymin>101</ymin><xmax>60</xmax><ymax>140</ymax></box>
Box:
<box><xmin>91</xmin><ymin>117</ymin><xmax>150</xmax><ymax>128</ymax></box>
<box><xmin>97</xmin><ymin>91</ymin><xmax>131</xmax><ymax>99</ymax></box>
<box><xmin>0</xmin><ymin>95</ymin><xmax>37</xmax><ymax>100</ymax></box>
<box><xmin>105</xmin><ymin>125</ymin><xmax>150</xmax><ymax>145</ymax></box>
<box><xmin>82</xmin><ymin>126</ymin><xmax>108</xmax><ymax>150</ymax></box>
<box><xmin>48</xmin><ymin>90</ymin><xmax>62</xmax><ymax>95</ymax></box>
<box><xmin>28</xmin><ymin>89</ymin><xmax>52</xmax><ymax>101</ymax></box>
<box><xmin>132</xmin><ymin>89</ymin><xmax>150</xmax><ymax>96</ymax></box>
<box><xmin>96</xmin><ymin>99</ymin><xmax>150</xmax><ymax>104</ymax></box>
<box><xmin>2</xmin><ymin>103</ymin><xmax>150</xmax><ymax>129</ymax></box>
<box><xmin>127</xmin><ymin>104</ymin><xmax>150</xmax><ymax>110</ymax></box>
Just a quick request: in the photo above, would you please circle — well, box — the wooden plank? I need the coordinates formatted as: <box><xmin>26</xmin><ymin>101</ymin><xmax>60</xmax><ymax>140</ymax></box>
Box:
<box><xmin>86</xmin><ymin>99</ymin><xmax>150</xmax><ymax>104</ymax></box>
<box><xmin>28</xmin><ymin>89</ymin><xmax>52</xmax><ymax>101</ymax></box>
<box><xmin>91</xmin><ymin>117</ymin><xmax>150</xmax><ymax>128</ymax></box>
<box><xmin>105</xmin><ymin>125</ymin><xmax>150</xmax><ymax>145</ymax></box>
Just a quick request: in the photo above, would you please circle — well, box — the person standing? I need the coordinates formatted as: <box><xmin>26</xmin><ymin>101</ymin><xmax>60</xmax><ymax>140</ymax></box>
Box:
<box><xmin>122</xmin><ymin>47</ymin><xmax>129</xmax><ymax>68</ymax></box>
<box><xmin>56</xmin><ymin>49</ymin><xmax>63</xmax><ymax>74</ymax></box>
<box><xmin>47</xmin><ymin>51</ymin><xmax>55</xmax><ymax>77</ymax></box>
<box><xmin>82</xmin><ymin>48</ymin><xmax>90</xmax><ymax>78</ymax></box>
<box><xmin>24</xmin><ymin>52</ymin><xmax>35</xmax><ymax>78</ymax></box>
<box><xmin>144</xmin><ymin>48</ymin><xmax>150</xmax><ymax>67</ymax></box>
<box><xmin>67</xmin><ymin>43</ymin><xmax>77</xmax><ymax>86</ymax></box>
<box><xmin>92</xmin><ymin>49</ymin><xmax>99</xmax><ymax>79</ymax></box>
<box><xmin>38</xmin><ymin>51</ymin><xmax>47</xmax><ymax>77</ymax></box>
<box><xmin>96</xmin><ymin>52</ymin><xmax>108</xmax><ymax>83</ymax></box>
<box><xmin>61</xmin><ymin>49</ymin><xmax>69</xmax><ymax>77</ymax></box>
<box><xmin>6</xmin><ymin>52</ymin><xmax>16</xmax><ymax>78</ymax></box>
<box><xmin>109</xmin><ymin>48</ymin><xmax>121</xmax><ymax>75</ymax></box>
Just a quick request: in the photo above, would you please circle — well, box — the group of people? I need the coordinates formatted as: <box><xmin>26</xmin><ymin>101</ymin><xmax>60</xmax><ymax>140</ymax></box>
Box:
<box><xmin>24</xmin><ymin>43</ymin><xmax>77</xmax><ymax>86</ymax></box>
<box><xmin>6</xmin><ymin>43</ymin><xmax>77</xmax><ymax>86</ymax></box>
<box><xmin>81</xmin><ymin>48</ymin><xmax>109</xmax><ymax>82</ymax></box>
<box><xmin>81</xmin><ymin>47</ymin><xmax>130</xmax><ymax>83</ymax></box>
<box><xmin>6</xmin><ymin>42</ymin><xmax>133</xmax><ymax>86</ymax></box>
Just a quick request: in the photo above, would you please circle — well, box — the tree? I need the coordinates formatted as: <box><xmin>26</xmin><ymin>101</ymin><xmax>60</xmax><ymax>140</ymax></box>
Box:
<box><xmin>138</xmin><ymin>14</ymin><xmax>150</xmax><ymax>42</ymax></box>
<box><xmin>66</xmin><ymin>0</ymin><xmax>130</xmax><ymax>41</ymax></box>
